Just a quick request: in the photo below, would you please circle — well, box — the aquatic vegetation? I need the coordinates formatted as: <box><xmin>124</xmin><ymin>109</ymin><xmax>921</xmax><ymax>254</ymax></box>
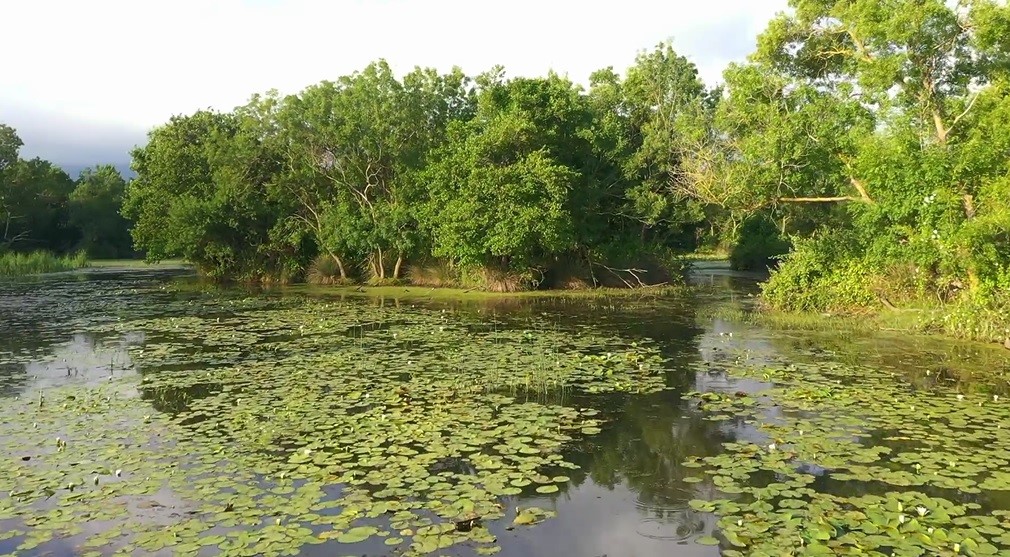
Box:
<box><xmin>685</xmin><ymin>356</ymin><xmax>1010</xmax><ymax>555</ymax></box>
<box><xmin>1</xmin><ymin>295</ymin><xmax>669</xmax><ymax>555</ymax></box>
<box><xmin>0</xmin><ymin>251</ymin><xmax>89</xmax><ymax>277</ymax></box>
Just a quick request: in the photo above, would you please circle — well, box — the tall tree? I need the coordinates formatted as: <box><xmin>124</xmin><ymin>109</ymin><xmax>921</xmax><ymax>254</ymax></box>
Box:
<box><xmin>421</xmin><ymin>74</ymin><xmax>594</xmax><ymax>275</ymax></box>
<box><xmin>125</xmin><ymin>107</ymin><xmax>294</xmax><ymax>280</ymax></box>
<box><xmin>732</xmin><ymin>0</ymin><xmax>1010</xmax><ymax>305</ymax></box>
<box><xmin>588</xmin><ymin>43</ymin><xmax>712</xmax><ymax>250</ymax></box>
<box><xmin>275</xmin><ymin>61</ymin><xmax>472</xmax><ymax>280</ymax></box>
<box><xmin>69</xmin><ymin>165</ymin><xmax>133</xmax><ymax>258</ymax></box>
<box><xmin>1</xmin><ymin>154</ymin><xmax>75</xmax><ymax>252</ymax></box>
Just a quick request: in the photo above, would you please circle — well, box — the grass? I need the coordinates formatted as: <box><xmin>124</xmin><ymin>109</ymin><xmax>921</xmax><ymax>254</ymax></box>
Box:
<box><xmin>681</xmin><ymin>250</ymin><xmax>730</xmax><ymax>262</ymax></box>
<box><xmin>282</xmin><ymin>283</ymin><xmax>690</xmax><ymax>302</ymax></box>
<box><xmin>88</xmin><ymin>258</ymin><xmax>189</xmax><ymax>269</ymax></box>
<box><xmin>0</xmin><ymin>251</ymin><xmax>90</xmax><ymax>277</ymax></box>
<box><xmin>702</xmin><ymin>301</ymin><xmax>941</xmax><ymax>334</ymax></box>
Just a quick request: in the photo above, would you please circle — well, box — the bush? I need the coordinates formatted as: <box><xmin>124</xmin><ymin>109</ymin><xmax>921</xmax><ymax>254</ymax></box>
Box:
<box><xmin>406</xmin><ymin>259</ymin><xmax>460</xmax><ymax>288</ymax></box>
<box><xmin>306</xmin><ymin>254</ymin><xmax>351</xmax><ymax>285</ymax></box>
<box><xmin>761</xmin><ymin>232</ymin><xmax>877</xmax><ymax>313</ymax></box>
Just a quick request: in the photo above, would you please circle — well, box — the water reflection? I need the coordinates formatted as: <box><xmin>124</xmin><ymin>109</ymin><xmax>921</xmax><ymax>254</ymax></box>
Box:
<box><xmin>0</xmin><ymin>268</ymin><xmax>191</xmax><ymax>397</ymax></box>
<box><xmin>3</xmin><ymin>265</ymin><xmax>1010</xmax><ymax>556</ymax></box>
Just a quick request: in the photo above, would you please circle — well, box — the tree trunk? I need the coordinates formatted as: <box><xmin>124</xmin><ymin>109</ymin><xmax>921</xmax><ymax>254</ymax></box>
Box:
<box><xmin>376</xmin><ymin>248</ymin><xmax>385</xmax><ymax>280</ymax></box>
<box><xmin>326</xmin><ymin>251</ymin><xmax>347</xmax><ymax>280</ymax></box>
<box><xmin>393</xmin><ymin>254</ymin><xmax>404</xmax><ymax>280</ymax></box>
<box><xmin>932</xmin><ymin>109</ymin><xmax>948</xmax><ymax>146</ymax></box>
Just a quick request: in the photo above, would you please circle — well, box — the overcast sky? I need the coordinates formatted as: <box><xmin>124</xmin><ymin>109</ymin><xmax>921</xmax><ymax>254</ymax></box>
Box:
<box><xmin>0</xmin><ymin>0</ymin><xmax>786</xmax><ymax>173</ymax></box>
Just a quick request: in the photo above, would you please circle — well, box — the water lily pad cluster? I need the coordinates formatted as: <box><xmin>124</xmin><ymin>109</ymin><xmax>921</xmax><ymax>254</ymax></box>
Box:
<box><xmin>684</xmin><ymin>357</ymin><xmax>1010</xmax><ymax>555</ymax></box>
<box><xmin>1</xmin><ymin>295</ymin><xmax>670</xmax><ymax>555</ymax></box>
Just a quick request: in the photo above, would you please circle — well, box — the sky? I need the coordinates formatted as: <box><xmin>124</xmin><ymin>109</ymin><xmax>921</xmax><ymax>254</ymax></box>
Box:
<box><xmin>0</xmin><ymin>0</ymin><xmax>787</xmax><ymax>174</ymax></box>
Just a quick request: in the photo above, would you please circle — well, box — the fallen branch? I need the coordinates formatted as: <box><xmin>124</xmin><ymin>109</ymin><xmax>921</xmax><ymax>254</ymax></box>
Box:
<box><xmin>598</xmin><ymin>264</ymin><xmax>649</xmax><ymax>288</ymax></box>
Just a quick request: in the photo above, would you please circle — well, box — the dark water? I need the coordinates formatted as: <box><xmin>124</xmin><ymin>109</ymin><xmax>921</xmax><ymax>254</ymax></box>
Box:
<box><xmin>2</xmin><ymin>265</ymin><xmax>1008</xmax><ymax>556</ymax></box>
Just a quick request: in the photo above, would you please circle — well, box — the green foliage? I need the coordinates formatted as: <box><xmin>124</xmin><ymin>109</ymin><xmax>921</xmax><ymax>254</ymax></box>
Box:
<box><xmin>124</xmin><ymin>108</ymin><xmax>300</xmax><ymax>282</ymax></box>
<box><xmin>421</xmin><ymin>74</ymin><xmax>586</xmax><ymax>271</ymax></box>
<box><xmin>1</xmin><ymin>124</ymin><xmax>132</xmax><ymax>259</ymax></box>
<box><xmin>0</xmin><ymin>250</ymin><xmax>88</xmax><ymax>277</ymax></box>
<box><xmin>1</xmin><ymin>155</ymin><xmax>76</xmax><ymax>252</ymax></box>
<box><xmin>706</xmin><ymin>0</ymin><xmax>1010</xmax><ymax>336</ymax></box>
<box><xmin>127</xmin><ymin>55</ymin><xmax>705</xmax><ymax>288</ymax></box>
<box><xmin>728</xmin><ymin>214</ymin><xmax>790</xmax><ymax>271</ymax></box>
<box><xmin>761</xmin><ymin>231</ymin><xmax>877</xmax><ymax>313</ymax></box>
<box><xmin>273</xmin><ymin>62</ymin><xmax>473</xmax><ymax>281</ymax></box>
<box><xmin>69</xmin><ymin>165</ymin><xmax>133</xmax><ymax>258</ymax></box>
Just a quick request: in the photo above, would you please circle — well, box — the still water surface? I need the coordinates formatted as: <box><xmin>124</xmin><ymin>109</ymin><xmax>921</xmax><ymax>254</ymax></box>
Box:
<box><xmin>1</xmin><ymin>265</ymin><xmax>1007</xmax><ymax>556</ymax></box>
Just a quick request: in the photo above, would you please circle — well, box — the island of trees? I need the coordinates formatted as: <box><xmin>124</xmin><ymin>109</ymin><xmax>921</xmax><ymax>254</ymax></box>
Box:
<box><xmin>2</xmin><ymin>0</ymin><xmax>1008</xmax><ymax>343</ymax></box>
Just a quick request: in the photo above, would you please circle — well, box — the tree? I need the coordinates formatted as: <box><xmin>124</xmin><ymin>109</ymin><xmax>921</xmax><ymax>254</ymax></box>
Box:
<box><xmin>0</xmin><ymin>124</ymin><xmax>21</xmax><ymax>174</ymax></box>
<box><xmin>0</xmin><ymin>124</ymin><xmax>25</xmax><ymax>249</ymax></box>
<box><xmin>275</xmin><ymin>61</ymin><xmax>473</xmax><ymax>280</ymax></box>
<box><xmin>124</xmin><ymin>107</ymin><xmax>295</xmax><ymax>281</ymax></box>
<box><xmin>421</xmin><ymin>74</ymin><xmax>597</xmax><ymax>279</ymax></box>
<box><xmin>69</xmin><ymin>165</ymin><xmax>133</xmax><ymax>258</ymax></box>
<box><xmin>587</xmin><ymin>43</ymin><xmax>714</xmax><ymax>252</ymax></box>
<box><xmin>1</xmin><ymin>156</ymin><xmax>75</xmax><ymax>252</ymax></box>
<box><xmin>734</xmin><ymin>0</ymin><xmax>1010</xmax><ymax>308</ymax></box>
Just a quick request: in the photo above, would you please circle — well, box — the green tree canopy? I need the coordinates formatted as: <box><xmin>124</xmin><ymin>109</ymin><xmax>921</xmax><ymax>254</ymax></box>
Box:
<box><xmin>69</xmin><ymin>165</ymin><xmax>133</xmax><ymax>258</ymax></box>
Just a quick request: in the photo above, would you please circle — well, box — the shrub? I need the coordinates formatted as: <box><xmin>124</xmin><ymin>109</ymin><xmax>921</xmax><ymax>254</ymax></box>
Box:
<box><xmin>406</xmin><ymin>259</ymin><xmax>460</xmax><ymax>288</ymax></box>
<box><xmin>306</xmin><ymin>254</ymin><xmax>351</xmax><ymax>285</ymax></box>
<box><xmin>761</xmin><ymin>232</ymin><xmax>876</xmax><ymax>313</ymax></box>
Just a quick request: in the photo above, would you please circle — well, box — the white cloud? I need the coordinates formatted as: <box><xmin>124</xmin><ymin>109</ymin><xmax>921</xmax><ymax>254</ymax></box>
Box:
<box><xmin>0</xmin><ymin>0</ymin><xmax>786</xmax><ymax>164</ymax></box>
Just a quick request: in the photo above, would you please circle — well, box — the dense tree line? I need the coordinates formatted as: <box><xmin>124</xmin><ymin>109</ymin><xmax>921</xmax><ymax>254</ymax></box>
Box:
<box><xmin>0</xmin><ymin>125</ymin><xmax>133</xmax><ymax>259</ymax></box>
<box><xmin>125</xmin><ymin>50</ymin><xmax>713</xmax><ymax>289</ymax></box>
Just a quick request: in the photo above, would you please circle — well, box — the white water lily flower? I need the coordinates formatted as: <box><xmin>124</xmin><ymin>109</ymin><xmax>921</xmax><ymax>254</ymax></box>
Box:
<box><xmin>898</xmin><ymin>514</ymin><xmax>906</xmax><ymax>524</ymax></box>
<box><xmin>994</xmin><ymin>395</ymin><xmax>1000</xmax><ymax>402</ymax></box>
<box><xmin>928</xmin><ymin>527</ymin><xmax>935</xmax><ymax>534</ymax></box>
<box><xmin>957</xmin><ymin>394</ymin><xmax>965</xmax><ymax>401</ymax></box>
<box><xmin>915</xmin><ymin>506</ymin><xmax>928</xmax><ymax>517</ymax></box>
<box><xmin>767</xmin><ymin>443</ymin><xmax>777</xmax><ymax>452</ymax></box>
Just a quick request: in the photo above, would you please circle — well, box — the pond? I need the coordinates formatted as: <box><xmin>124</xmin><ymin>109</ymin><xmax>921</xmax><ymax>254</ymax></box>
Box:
<box><xmin>2</xmin><ymin>265</ymin><xmax>1010</xmax><ymax>556</ymax></box>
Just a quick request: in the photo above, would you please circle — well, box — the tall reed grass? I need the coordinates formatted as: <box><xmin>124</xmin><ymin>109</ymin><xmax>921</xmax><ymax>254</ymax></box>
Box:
<box><xmin>0</xmin><ymin>251</ymin><xmax>90</xmax><ymax>277</ymax></box>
